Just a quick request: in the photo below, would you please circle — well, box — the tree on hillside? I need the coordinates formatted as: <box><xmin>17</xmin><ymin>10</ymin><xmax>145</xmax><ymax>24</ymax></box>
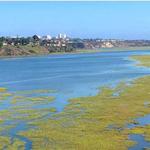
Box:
<box><xmin>0</xmin><ymin>38</ymin><xmax>3</xmax><ymax>48</ymax></box>
<box><xmin>0</xmin><ymin>42</ymin><xmax>2</xmax><ymax>48</ymax></box>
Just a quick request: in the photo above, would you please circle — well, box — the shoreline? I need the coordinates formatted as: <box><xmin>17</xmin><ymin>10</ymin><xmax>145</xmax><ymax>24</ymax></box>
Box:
<box><xmin>0</xmin><ymin>46</ymin><xmax>150</xmax><ymax>59</ymax></box>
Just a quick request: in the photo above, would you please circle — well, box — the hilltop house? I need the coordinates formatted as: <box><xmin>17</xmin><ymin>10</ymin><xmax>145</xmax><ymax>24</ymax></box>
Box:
<box><xmin>32</xmin><ymin>35</ymin><xmax>41</xmax><ymax>41</ymax></box>
<box><xmin>32</xmin><ymin>35</ymin><xmax>41</xmax><ymax>45</ymax></box>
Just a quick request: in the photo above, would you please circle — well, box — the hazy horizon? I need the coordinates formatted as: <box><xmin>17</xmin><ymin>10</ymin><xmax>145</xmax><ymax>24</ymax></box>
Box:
<box><xmin>0</xmin><ymin>1</ymin><xmax>150</xmax><ymax>40</ymax></box>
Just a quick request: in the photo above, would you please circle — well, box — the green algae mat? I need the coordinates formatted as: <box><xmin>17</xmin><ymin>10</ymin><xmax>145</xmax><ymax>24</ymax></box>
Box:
<box><xmin>1</xmin><ymin>55</ymin><xmax>150</xmax><ymax>149</ymax></box>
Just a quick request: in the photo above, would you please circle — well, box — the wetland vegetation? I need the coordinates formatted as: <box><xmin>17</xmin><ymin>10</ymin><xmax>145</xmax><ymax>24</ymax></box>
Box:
<box><xmin>0</xmin><ymin>87</ymin><xmax>57</xmax><ymax>149</ymax></box>
<box><xmin>1</xmin><ymin>55</ymin><xmax>150</xmax><ymax>149</ymax></box>
<box><xmin>131</xmin><ymin>55</ymin><xmax>150</xmax><ymax>67</ymax></box>
<box><xmin>19</xmin><ymin>75</ymin><xmax>150</xmax><ymax>150</ymax></box>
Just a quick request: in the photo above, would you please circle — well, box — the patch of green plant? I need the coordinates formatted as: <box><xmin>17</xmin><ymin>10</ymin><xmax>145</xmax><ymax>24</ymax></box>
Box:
<box><xmin>131</xmin><ymin>55</ymin><xmax>150</xmax><ymax>67</ymax></box>
<box><xmin>14</xmin><ymin>89</ymin><xmax>57</xmax><ymax>95</ymax></box>
<box><xmin>0</xmin><ymin>87</ymin><xmax>7</xmax><ymax>93</ymax></box>
<box><xmin>49</xmin><ymin>107</ymin><xmax>57</xmax><ymax>113</ymax></box>
<box><xmin>17</xmin><ymin>75</ymin><xmax>150</xmax><ymax>150</ymax></box>
<box><xmin>0</xmin><ymin>88</ymin><xmax>57</xmax><ymax>147</ymax></box>
<box><xmin>129</xmin><ymin>125</ymin><xmax>150</xmax><ymax>142</ymax></box>
<box><xmin>0</xmin><ymin>136</ymin><xmax>11</xmax><ymax>149</ymax></box>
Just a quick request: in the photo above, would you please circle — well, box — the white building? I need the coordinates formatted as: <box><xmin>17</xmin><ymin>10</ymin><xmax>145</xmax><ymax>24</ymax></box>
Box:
<box><xmin>2</xmin><ymin>42</ymin><xmax>8</xmax><ymax>46</ymax></box>
<box><xmin>57</xmin><ymin>33</ymin><xmax>67</xmax><ymax>39</ymax></box>
<box><xmin>36</xmin><ymin>35</ymin><xmax>41</xmax><ymax>39</ymax></box>
<box><xmin>42</xmin><ymin>35</ymin><xmax>52</xmax><ymax>40</ymax></box>
<box><xmin>101</xmin><ymin>42</ymin><xmax>114</xmax><ymax>48</ymax></box>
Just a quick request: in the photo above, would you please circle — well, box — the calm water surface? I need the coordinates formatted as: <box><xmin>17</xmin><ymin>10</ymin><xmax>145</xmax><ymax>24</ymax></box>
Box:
<box><xmin>0</xmin><ymin>50</ymin><xmax>150</xmax><ymax>111</ymax></box>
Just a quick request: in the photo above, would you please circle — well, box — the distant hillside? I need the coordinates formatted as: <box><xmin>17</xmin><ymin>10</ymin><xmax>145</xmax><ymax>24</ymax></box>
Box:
<box><xmin>82</xmin><ymin>39</ymin><xmax>150</xmax><ymax>49</ymax></box>
<box><xmin>0</xmin><ymin>45</ymin><xmax>52</xmax><ymax>56</ymax></box>
<box><xmin>1</xmin><ymin>39</ymin><xmax>150</xmax><ymax>57</ymax></box>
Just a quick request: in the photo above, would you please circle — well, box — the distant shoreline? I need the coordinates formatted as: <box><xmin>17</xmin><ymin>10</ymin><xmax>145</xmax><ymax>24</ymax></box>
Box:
<box><xmin>0</xmin><ymin>46</ymin><xmax>150</xmax><ymax>59</ymax></box>
<box><xmin>77</xmin><ymin>46</ymin><xmax>150</xmax><ymax>52</ymax></box>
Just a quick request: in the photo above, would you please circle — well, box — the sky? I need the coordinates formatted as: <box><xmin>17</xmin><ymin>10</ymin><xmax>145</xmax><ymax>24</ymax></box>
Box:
<box><xmin>0</xmin><ymin>1</ymin><xmax>150</xmax><ymax>39</ymax></box>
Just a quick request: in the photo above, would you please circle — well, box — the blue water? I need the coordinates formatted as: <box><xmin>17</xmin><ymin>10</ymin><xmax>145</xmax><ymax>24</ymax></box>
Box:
<box><xmin>0</xmin><ymin>121</ymin><xmax>32</xmax><ymax>150</ymax></box>
<box><xmin>129</xmin><ymin>134</ymin><xmax>150</xmax><ymax>150</ymax></box>
<box><xmin>1</xmin><ymin>50</ymin><xmax>150</xmax><ymax>149</ymax></box>
<box><xmin>128</xmin><ymin>114</ymin><xmax>150</xmax><ymax>129</ymax></box>
<box><xmin>1</xmin><ymin>50</ymin><xmax>150</xmax><ymax>112</ymax></box>
<box><xmin>127</xmin><ymin>114</ymin><xmax>150</xmax><ymax>150</ymax></box>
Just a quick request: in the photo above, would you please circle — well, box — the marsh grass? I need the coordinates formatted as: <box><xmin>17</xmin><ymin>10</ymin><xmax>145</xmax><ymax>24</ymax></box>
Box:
<box><xmin>18</xmin><ymin>76</ymin><xmax>150</xmax><ymax>150</ymax></box>
<box><xmin>1</xmin><ymin>55</ymin><xmax>150</xmax><ymax>149</ymax></box>
<box><xmin>0</xmin><ymin>88</ymin><xmax>57</xmax><ymax>148</ymax></box>
<box><xmin>0</xmin><ymin>87</ymin><xmax>7</xmax><ymax>93</ymax></box>
<box><xmin>131</xmin><ymin>55</ymin><xmax>150</xmax><ymax>67</ymax></box>
<box><xmin>129</xmin><ymin>125</ymin><xmax>150</xmax><ymax>143</ymax></box>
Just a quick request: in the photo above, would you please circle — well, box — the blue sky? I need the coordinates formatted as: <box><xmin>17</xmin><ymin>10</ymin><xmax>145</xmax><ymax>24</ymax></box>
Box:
<box><xmin>0</xmin><ymin>2</ymin><xmax>150</xmax><ymax>39</ymax></box>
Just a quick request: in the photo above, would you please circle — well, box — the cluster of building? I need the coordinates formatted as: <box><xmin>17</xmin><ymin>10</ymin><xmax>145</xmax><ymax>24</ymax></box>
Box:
<box><xmin>1</xmin><ymin>33</ymin><xmax>71</xmax><ymax>48</ymax></box>
<box><xmin>1</xmin><ymin>34</ymin><xmax>150</xmax><ymax>50</ymax></box>
<box><xmin>33</xmin><ymin>34</ymin><xmax>71</xmax><ymax>48</ymax></box>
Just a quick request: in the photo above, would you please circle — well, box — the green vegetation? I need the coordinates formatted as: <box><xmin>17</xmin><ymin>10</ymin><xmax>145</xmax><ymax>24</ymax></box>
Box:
<box><xmin>0</xmin><ymin>87</ymin><xmax>7</xmax><ymax>92</ymax></box>
<box><xmin>0</xmin><ymin>42</ymin><xmax>3</xmax><ymax>49</ymax></box>
<box><xmin>14</xmin><ymin>89</ymin><xmax>56</xmax><ymax>95</ymax></box>
<box><xmin>1</xmin><ymin>55</ymin><xmax>150</xmax><ymax>149</ymax></box>
<box><xmin>129</xmin><ymin>125</ymin><xmax>150</xmax><ymax>142</ymax></box>
<box><xmin>0</xmin><ymin>136</ymin><xmax>25</xmax><ymax>150</ymax></box>
<box><xmin>6</xmin><ymin>138</ymin><xmax>25</xmax><ymax>150</ymax></box>
<box><xmin>0</xmin><ymin>136</ymin><xmax>11</xmax><ymax>149</ymax></box>
<box><xmin>1</xmin><ymin>45</ymin><xmax>150</xmax><ymax>58</ymax></box>
<box><xmin>99</xmin><ymin>46</ymin><xmax>150</xmax><ymax>51</ymax></box>
<box><xmin>19</xmin><ymin>45</ymin><xmax>49</xmax><ymax>54</ymax></box>
<box><xmin>0</xmin><ymin>37</ymin><xmax>3</xmax><ymax>49</ymax></box>
<box><xmin>132</xmin><ymin>55</ymin><xmax>150</xmax><ymax>67</ymax></box>
<box><xmin>0</xmin><ymin>88</ymin><xmax>57</xmax><ymax>149</ymax></box>
<box><xmin>18</xmin><ymin>76</ymin><xmax>150</xmax><ymax>150</ymax></box>
<box><xmin>49</xmin><ymin>107</ymin><xmax>57</xmax><ymax>112</ymax></box>
<box><xmin>76</xmin><ymin>47</ymin><xmax>150</xmax><ymax>54</ymax></box>
<box><xmin>1</xmin><ymin>45</ymin><xmax>50</xmax><ymax>56</ymax></box>
<box><xmin>0</xmin><ymin>87</ymin><xmax>12</xmax><ymax>101</ymax></box>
